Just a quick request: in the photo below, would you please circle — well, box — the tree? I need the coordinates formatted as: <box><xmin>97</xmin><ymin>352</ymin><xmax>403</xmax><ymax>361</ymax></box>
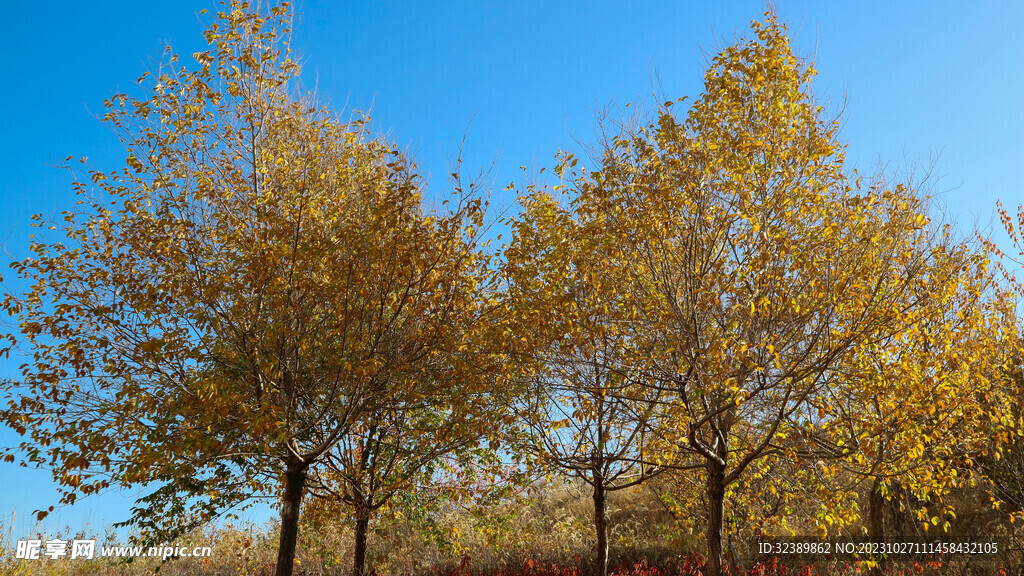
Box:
<box><xmin>503</xmin><ymin>186</ymin><xmax>671</xmax><ymax>576</ymax></box>
<box><xmin>0</xmin><ymin>4</ymin><xmax>495</xmax><ymax>576</ymax></box>
<box><xmin>974</xmin><ymin>200</ymin><xmax>1024</xmax><ymax>546</ymax></box>
<box><xmin>310</xmin><ymin>309</ymin><xmax>512</xmax><ymax>576</ymax></box>
<box><xmin>975</xmin><ymin>350</ymin><xmax>1024</xmax><ymax>523</ymax></box>
<box><xmin>816</xmin><ymin>219</ymin><xmax>1018</xmax><ymax>573</ymax></box>
<box><xmin>548</xmin><ymin>14</ymin><xmax>959</xmax><ymax>575</ymax></box>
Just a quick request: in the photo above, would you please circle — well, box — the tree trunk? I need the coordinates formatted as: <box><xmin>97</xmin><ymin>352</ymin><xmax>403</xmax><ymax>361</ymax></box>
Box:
<box><xmin>593</xmin><ymin>477</ymin><xmax>608</xmax><ymax>576</ymax></box>
<box><xmin>274</xmin><ymin>460</ymin><xmax>309</xmax><ymax>576</ymax></box>
<box><xmin>352</xmin><ymin>505</ymin><xmax>371</xmax><ymax>576</ymax></box>
<box><xmin>706</xmin><ymin>460</ymin><xmax>727</xmax><ymax>576</ymax></box>
<box><xmin>868</xmin><ymin>477</ymin><xmax>887</xmax><ymax>576</ymax></box>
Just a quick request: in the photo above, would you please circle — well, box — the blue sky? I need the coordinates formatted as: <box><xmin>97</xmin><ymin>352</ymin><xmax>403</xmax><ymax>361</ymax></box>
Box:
<box><xmin>1</xmin><ymin>0</ymin><xmax>1021</xmax><ymax>543</ymax></box>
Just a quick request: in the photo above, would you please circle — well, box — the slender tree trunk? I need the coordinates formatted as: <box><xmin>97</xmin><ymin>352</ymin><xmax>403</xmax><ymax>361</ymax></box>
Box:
<box><xmin>706</xmin><ymin>460</ymin><xmax>727</xmax><ymax>576</ymax></box>
<box><xmin>352</xmin><ymin>504</ymin><xmax>371</xmax><ymax>576</ymax></box>
<box><xmin>274</xmin><ymin>460</ymin><xmax>309</xmax><ymax>576</ymax></box>
<box><xmin>869</xmin><ymin>477</ymin><xmax>887</xmax><ymax>576</ymax></box>
<box><xmin>593</xmin><ymin>477</ymin><xmax>608</xmax><ymax>576</ymax></box>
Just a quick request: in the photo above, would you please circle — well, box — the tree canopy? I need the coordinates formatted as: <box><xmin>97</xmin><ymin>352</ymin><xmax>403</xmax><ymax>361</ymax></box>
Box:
<box><xmin>1</xmin><ymin>3</ymin><xmax>503</xmax><ymax>576</ymax></box>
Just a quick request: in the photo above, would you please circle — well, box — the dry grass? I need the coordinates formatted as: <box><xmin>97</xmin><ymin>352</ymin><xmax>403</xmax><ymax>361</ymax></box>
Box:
<box><xmin>1</xmin><ymin>478</ymin><xmax>1021</xmax><ymax>576</ymax></box>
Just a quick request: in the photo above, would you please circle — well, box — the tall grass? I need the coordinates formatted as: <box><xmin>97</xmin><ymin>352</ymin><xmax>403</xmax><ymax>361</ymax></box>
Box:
<box><xmin>1</xmin><ymin>479</ymin><xmax>1021</xmax><ymax>576</ymax></box>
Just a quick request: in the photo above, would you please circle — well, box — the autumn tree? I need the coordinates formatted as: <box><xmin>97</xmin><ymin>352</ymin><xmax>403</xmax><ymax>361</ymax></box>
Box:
<box><xmin>975</xmin><ymin>349</ymin><xmax>1024</xmax><ymax>522</ymax></box>
<box><xmin>503</xmin><ymin>186</ymin><xmax>672</xmax><ymax>576</ymax></box>
<box><xmin>307</xmin><ymin>301</ymin><xmax>512</xmax><ymax>576</ymax></box>
<box><xmin>794</xmin><ymin>215</ymin><xmax>1019</xmax><ymax>573</ymax></box>
<box><xmin>0</xmin><ymin>4</ymin><xmax>497</xmax><ymax>576</ymax></box>
<box><xmin>825</xmin><ymin>225</ymin><xmax>1017</xmax><ymax>525</ymax></box>
<box><xmin>543</xmin><ymin>15</ymin><xmax>968</xmax><ymax>575</ymax></box>
<box><xmin>973</xmin><ymin>201</ymin><xmax>1024</xmax><ymax>534</ymax></box>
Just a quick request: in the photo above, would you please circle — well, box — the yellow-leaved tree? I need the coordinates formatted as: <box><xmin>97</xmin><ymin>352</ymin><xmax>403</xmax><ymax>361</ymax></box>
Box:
<box><xmin>543</xmin><ymin>14</ymin><xmax>986</xmax><ymax>575</ymax></box>
<box><xmin>821</xmin><ymin>220</ymin><xmax>1018</xmax><ymax>533</ymax></box>
<box><xmin>503</xmin><ymin>183</ymin><xmax>672</xmax><ymax>576</ymax></box>
<box><xmin>0</xmin><ymin>4</ymin><xmax>499</xmax><ymax>576</ymax></box>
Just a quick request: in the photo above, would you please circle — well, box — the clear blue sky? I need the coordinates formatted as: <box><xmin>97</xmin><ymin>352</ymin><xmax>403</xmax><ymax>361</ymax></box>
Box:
<box><xmin>1</xmin><ymin>0</ymin><xmax>1021</xmax><ymax>543</ymax></box>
